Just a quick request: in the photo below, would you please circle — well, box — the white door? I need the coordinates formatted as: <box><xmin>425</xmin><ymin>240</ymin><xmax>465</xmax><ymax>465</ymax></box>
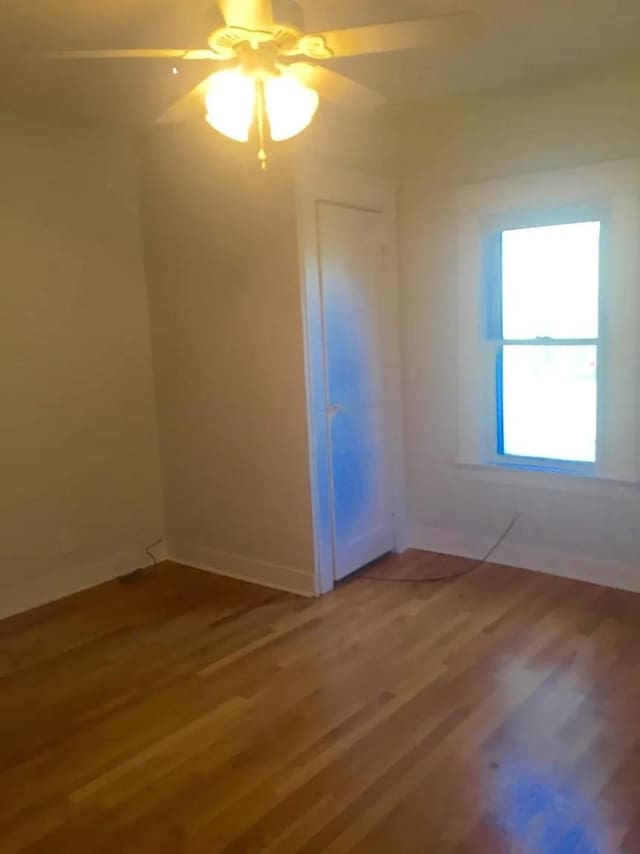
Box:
<box><xmin>317</xmin><ymin>201</ymin><xmax>395</xmax><ymax>580</ymax></box>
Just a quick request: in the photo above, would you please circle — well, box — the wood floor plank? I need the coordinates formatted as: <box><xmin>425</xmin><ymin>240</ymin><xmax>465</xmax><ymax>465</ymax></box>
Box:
<box><xmin>0</xmin><ymin>553</ymin><xmax>639</xmax><ymax>852</ymax></box>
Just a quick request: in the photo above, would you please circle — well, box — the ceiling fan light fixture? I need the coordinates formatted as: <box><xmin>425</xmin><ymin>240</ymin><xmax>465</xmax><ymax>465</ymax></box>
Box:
<box><xmin>204</xmin><ymin>68</ymin><xmax>256</xmax><ymax>142</ymax></box>
<box><xmin>264</xmin><ymin>73</ymin><xmax>319</xmax><ymax>141</ymax></box>
<box><xmin>203</xmin><ymin>64</ymin><xmax>320</xmax><ymax>158</ymax></box>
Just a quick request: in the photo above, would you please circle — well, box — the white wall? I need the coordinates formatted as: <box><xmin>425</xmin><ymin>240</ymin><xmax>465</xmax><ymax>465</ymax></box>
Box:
<box><xmin>294</xmin><ymin>103</ymin><xmax>396</xmax><ymax>178</ymax></box>
<box><xmin>397</xmin><ymin>57</ymin><xmax>640</xmax><ymax>591</ymax></box>
<box><xmin>139</xmin><ymin>125</ymin><xmax>317</xmax><ymax>595</ymax></box>
<box><xmin>0</xmin><ymin>113</ymin><xmax>164</xmax><ymax>618</ymax></box>
<box><xmin>138</xmin><ymin>108</ymin><xmax>394</xmax><ymax>597</ymax></box>
<box><xmin>0</xmin><ymin>101</ymin><xmax>393</xmax><ymax>616</ymax></box>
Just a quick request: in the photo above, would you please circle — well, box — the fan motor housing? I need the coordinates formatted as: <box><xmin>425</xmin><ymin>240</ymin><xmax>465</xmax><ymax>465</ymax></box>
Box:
<box><xmin>208</xmin><ymin>24</ymin><xmax>301</xmax><ymax>58</ymax></box>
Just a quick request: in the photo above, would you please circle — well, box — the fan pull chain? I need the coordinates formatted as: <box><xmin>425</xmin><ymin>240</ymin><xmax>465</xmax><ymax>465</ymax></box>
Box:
<box><xmin>256</xmin><ymin>78</ymin><xmax>268</xmax><ymax>171</ymax></box>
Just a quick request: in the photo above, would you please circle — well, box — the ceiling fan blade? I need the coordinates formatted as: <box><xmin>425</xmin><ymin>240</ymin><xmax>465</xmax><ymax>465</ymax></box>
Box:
<box><xmin>287</xmin><ymin>63</ymin><xmax>385</xmax><ymax>113</ymax></box>
<box><xmin>35</xmin><ymin>48</ymin><xmax>219</xmax><ymax>61</ymax></box>
<box><xmin>218</xmin><ymin>0</ymin><xmax>274</xmax><ymax>29</ymax></box>
<box><xmin>154</xmin><ymin>73</ymin><xmax>216</xmax><ymax>124</ymax></box>
<box><xmin>318</xmin><ymin>12</ymin><xmax>480</xmax><ymax>58</ymax></box>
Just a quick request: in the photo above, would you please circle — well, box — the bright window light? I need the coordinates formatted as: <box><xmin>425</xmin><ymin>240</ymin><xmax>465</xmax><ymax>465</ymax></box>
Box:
<box><xmin>502</xmin><ymin>222</ymin><xmax>600</xmax><ymax>340</ymax></box>
<box><xmin>494</xmin><ymin>220</ymin><xmax>601</xmax><ymax>464</ymax></box>
<box><xmin>502</xmin><ymin>345</ymin><xmax>598</xmax><ymax>462</ymax></box>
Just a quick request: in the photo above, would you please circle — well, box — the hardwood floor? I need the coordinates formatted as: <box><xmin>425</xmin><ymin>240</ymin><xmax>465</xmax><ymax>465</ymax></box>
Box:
<box><xmin>1</xmin><ymin>552</ymin><xmax>640</xmax><ymax>852</ymax></box>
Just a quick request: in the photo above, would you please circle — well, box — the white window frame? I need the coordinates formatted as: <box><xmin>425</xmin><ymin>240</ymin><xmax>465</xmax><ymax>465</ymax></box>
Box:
<box><xmin>457</xmin><ymin>159</ymin><xmax>640</xmax><ymax>487</ymax></box>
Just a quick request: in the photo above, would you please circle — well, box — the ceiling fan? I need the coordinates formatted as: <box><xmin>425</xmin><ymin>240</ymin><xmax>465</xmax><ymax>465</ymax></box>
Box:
<box><xmin>38</xmin><ymin>0</ymin><xmax>480</xmax><ymax>168</ymax></box>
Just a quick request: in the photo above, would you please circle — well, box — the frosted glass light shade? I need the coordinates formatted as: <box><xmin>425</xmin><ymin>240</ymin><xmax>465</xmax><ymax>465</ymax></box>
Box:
<box><xmin>264</xmin><ymin>74</ymin><xmax>319</xmax><ymax>141</ymax></box>
<box><xmin>204</xmin><ymin>68</ymin><xmax>319</xmax><ymax>144</ymax></box>
<box><xmin>205</xmin><ymin>69</ymin><xmax>255</xmax><ymax>142</ymax></box>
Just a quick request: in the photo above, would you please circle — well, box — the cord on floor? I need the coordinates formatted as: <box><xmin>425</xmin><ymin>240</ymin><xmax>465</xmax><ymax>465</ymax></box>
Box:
<box><xmin>145</xmin><ymin>538</ymin><xmax>163</xmax><ymax>567</ymax></box>
<box><xmin>117</xmin><ymin>538</ymin><xmax>164</xmax><ymax>585</ymax></box>
<box><xmin>354</xmin><ymin>515</ymin><xmax>519</xmax><ymax>584</ymax></box>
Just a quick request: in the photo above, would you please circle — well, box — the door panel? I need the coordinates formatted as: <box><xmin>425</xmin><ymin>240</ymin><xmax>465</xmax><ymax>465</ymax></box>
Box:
<box><xmin>317</xmin><ymin>202</ymin><xmax>394</xmax><ymax>580</ymax></box>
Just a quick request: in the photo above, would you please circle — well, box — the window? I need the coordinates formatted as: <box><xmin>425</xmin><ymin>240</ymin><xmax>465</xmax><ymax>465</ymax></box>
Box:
<box><xmin>457</xmin><ymin>160</ymin><xmax>640</xmax><ymax>486</ymax></box>
<box><xmin>487</xmin><ymin>220</ymin><xmax>601</xmax><ymax>467</ymax></box>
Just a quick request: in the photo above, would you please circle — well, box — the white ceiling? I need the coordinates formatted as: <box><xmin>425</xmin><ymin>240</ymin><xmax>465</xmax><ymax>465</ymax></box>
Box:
<box><xmin>298</xmin><ymin>0</ymin><xmax>640</xmax><ymax>104</ymax></box>
<box><xmin>1</xmin><ymin>0</ymin><xmax>639</xmax><ymax>124</ymax></box>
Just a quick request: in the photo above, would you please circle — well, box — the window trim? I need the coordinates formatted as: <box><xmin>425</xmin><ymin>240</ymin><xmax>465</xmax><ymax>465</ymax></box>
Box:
<box><xmin>456</xmin><ymin>159</ymin><xmax>640</xmax><ymax>488</ymax></box>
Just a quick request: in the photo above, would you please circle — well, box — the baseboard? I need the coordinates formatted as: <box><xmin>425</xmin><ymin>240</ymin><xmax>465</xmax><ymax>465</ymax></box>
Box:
<box><xmin>409</xmin><ymin>522</ymin><xmax>640</xmax><ymax>594</ymax></box>
<box><xmin>0</xmin><ymin>541</ymin><xmax>168</xmax><ymax>621</ymax></box>
<box><xmin>167</xmin><ymin>541</ymin><xmax>316</xmax><ymax>598</ymax></box>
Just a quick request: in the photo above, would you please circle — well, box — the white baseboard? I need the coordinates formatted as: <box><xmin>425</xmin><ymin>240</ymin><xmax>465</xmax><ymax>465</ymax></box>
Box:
<box><xmin>167</xmin><ymin>541</ymin><xmax>316</xmax><ymax>598</ymax></box>
<box><xmin>409</xmin><ymin>522</ymin><xmax>640</xmax><ymax>594</ymax></box>
<box><xmin>0</xmin><ymin>541</ymin><xmax>168</xmax><ymax>621</ymax></box>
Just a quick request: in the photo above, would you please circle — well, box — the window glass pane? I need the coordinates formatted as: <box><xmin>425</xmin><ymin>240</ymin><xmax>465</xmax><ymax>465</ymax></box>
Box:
<box><xmin>502</xmin><ymin>221</ymin><xmax>600</xmax><ymax>340</ymax></box>
<box><xmin>501</xmin><ymin>345</ymin><xmax>597</xmax><ymax>463</ymax></box>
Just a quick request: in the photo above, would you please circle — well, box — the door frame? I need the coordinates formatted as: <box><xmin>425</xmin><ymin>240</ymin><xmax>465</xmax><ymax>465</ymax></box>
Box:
<box><xmin>296</xmin><ymin>164</ymin><xmax>407</xmax><ymax>595</ymax></box>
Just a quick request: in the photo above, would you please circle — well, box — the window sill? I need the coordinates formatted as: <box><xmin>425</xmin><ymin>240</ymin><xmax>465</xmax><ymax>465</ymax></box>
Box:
<box><xmin>457</xmin><ymin>461</ymin><xmax>638</xmax><ymax>498</ymax></box>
